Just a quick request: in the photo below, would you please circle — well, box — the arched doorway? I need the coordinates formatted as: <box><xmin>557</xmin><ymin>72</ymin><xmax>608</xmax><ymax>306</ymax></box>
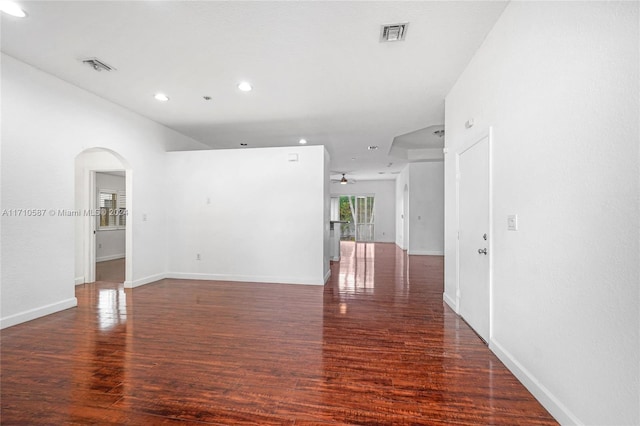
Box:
<box><xmin>75</xmin><ymin>148</ymin><xmax>132</xmax><ymax>285</ymax></box>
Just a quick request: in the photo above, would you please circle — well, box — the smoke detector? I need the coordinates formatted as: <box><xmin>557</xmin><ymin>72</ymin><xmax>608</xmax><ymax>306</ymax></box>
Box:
<box><xmin>380</xmin><ymin>23</ymin><xmax>409</xmax><ymax>42</ymax></box>
<box><xmin>81</xmin><ymin>58</ymin><xmax>116</xmax><ymax>72</ymax></box>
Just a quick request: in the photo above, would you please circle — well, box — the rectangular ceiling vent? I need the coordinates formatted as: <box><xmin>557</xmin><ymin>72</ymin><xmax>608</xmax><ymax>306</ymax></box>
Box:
<box><xmin>380</xmin><ymin>23</ymin><xmax>409</xmax><ymax>42</ymax></box>
<box><xmin>82</xmin><ymin>57</ymin><xmax>116</xmax><ymax>72</ymax></box>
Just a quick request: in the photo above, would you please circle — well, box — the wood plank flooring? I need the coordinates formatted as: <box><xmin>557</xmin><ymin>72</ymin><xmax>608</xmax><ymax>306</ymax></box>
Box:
<box><xmin>96</xmin><ymin>258</ymin><xmax>125</xmax><ymax>283</ymax></box>
<box><xmin>1</xmin><ymin>242</ymin><xmax>557</xmax><ymax>424</ymax></box>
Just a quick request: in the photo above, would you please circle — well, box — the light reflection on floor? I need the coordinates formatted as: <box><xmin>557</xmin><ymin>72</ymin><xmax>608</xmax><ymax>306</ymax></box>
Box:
<box><xmin>338</xmin><ymin>241</ymin><xmax>375</xmax><ymax>293</ymax></box>
<box><xmin>97</xmin><ymin>286</ymin><xmax>127</xmax><ymax>331</ymax></box>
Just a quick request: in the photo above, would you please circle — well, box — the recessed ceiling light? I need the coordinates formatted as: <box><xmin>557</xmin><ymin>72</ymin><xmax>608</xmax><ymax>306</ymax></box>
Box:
<box><xmin>299</xmin><ymin>139</ymin><xmax>307</xmax><ymax>145</ymax></box>
<box><xmin>238</xmin><ymin>82</ymin><xmax>252</xmax><ymax>92</ymax></box>
<box><xmin>368</xmin><ymin>145</ymin><xmax>378</xmax><ymax>150</ymax></box>
<box><xmin>0</xmin><ymin>1</ymin><xmax>27</xmax><ymax>18</ymax></box>
<box><xmin>154</xmin><ymin>93</ymin><xmax>169</xmax><ymax>102</ymax></box>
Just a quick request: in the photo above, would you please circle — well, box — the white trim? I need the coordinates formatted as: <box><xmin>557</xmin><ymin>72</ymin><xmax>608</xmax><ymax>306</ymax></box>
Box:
<box><xmin>96</xmin><ymin>253</ymin><xmax>125</xmax><ymax>262</ymax></box>
<box><xmin>408</xmin><ymin>250</ymin><xmax>444</xmax><ymax>256</ymax></box>
<box><xmin>490</xmin><ymin>338</ymin><xmax>582</xmax><ymax>426</ymax></box>
<box><xmin>167</xmin><ymin>272</ymin><xmax>326</xmax><ymax>286</ymax></box>
<box><xmin>75</xmin><ymin>276</ymin><xmax>85</xmax><ymax>285</ymax></box>
<box><xmin>324</xmin><ymin>269</ymin><xmax>331</xmax><ymax>284</ymax></box>
<box><xmin>443</xmin><ymin>292</ymin><xmax>458</xmax><ymax>313</ymax></box>
<box><xmin>124</xmin><ymin>272</ymin><xmax>167</xmax><ymax>289</ymax></box>
<box><xmin>0</xmin><ymin>298</ymin><xmax>78</xmax><ymax>329</ymax></box>
<box><xmin>85</xmin><ymin>170</ymin><xmax>97</xmax><ymax>283</ymax></box>
<box><xmin>488</xmin><ymin>127</ymin><xmax>494</xmax><ymax>341</ymax></box>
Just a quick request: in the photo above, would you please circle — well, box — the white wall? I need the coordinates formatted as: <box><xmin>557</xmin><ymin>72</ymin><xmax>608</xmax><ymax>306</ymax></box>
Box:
<box><xmin>1</xmin><ymin>54</ymin><xmax>208</xmax><ymax>328</ymax></box>
<box><xmin>444</xmin><ymin>2</ymin><xmax>639</xmax><ymax>425</ymax></box>
<box><xmin>394</xmin><ymin>163</ymin><xmax>444</xmax><ymax>254</ymax></box>
<box><xmin>323</xmin><ymin>152</ymin><xmax>331</xmax><ymax>279</ymax></box>
<box><xmin>95</xmin><ymin>172</ymin><xmax>126</xmax><ymax>262</ymax></box>
<box><xmin>330</xmin><ymin>179</ymin><xmax>396</xmax><ymax>243</ymax></box>
<box><xmin>166</xmin><ymin>146</ymin><xmax>328</xmax><ymax>285</ymax></box>
<box><xmin>408</xmin><ymin>162</ymin><xmax>444</xmax><ymax>255</ymax></box>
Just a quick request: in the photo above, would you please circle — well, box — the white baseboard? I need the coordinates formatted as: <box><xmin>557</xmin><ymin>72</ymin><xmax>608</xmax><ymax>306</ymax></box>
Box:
<box><xmin>167</xmin><ymin>272</ymin><xmax>326</xmax><ymax>286</ymax></box>
<box><xmin>408</xmin><ymin>250</ymin><xmax>445</xmax><ymax>256</ymax></box>
<box><xmin>124</xmin><ymin>272</ymin><xmax>167</xmax><ymax>289</ymax></box>
<box><xmin>324</xmin><ymin>269</ymin><xmax>331</xmax><ymax>284</ymax></box>
<box><xmin>75</xmin><ymin>276</ymin><xmax>85</xmax><ymax>286</ymax></box>
<box><xmin>490</xmin><ymin>338</ymin><xmax>582</xmax><ymax>426</ymax></box>
<box><xmin>1</xmin><ymin>297</ymin><xmax>78</xmax><ymax>329</ymax></box>
<box><xmin>443</xmin><ymin>292</ymin><xmax>457</xmax><ymax>313</ymax></box>
<box><xmin>96</xmin><ymin>254</ymin><xmax>125</xmax><ymax>262</ymax></box>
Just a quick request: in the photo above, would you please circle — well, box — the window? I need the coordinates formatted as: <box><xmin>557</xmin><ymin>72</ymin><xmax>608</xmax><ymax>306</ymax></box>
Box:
<box><xmin>338</xmin><ymin>195</ymin><xmax>375</xmax><ymax>242</ymax></box>
<box><xmin>98</xmin><ymin>189</ymin><xmax>126</xmax><ymax>229</ymax></box>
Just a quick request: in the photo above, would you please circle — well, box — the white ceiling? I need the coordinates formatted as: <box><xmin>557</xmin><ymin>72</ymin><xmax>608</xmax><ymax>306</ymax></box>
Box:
<box><xmin>1</xmin><ymin>1</ymin><xmax>507</xmax><ymax>181</ymax></box>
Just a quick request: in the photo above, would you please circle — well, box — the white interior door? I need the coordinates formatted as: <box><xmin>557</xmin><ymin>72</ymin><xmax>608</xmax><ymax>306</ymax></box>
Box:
<box><xmin>458</xmin><ymin>135</ymin><xmax>490</xmax><ymax>342</ymax></box>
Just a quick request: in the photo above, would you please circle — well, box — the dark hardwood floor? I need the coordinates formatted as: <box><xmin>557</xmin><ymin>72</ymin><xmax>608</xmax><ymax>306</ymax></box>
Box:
<box><xmin>1</xmin><ymin>242</ymin><xmax>557</xmax><ymax>424</ymax></box>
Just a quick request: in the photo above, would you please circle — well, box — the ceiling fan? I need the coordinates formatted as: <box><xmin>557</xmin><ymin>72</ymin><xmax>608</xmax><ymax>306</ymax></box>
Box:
<box><xmin>331</xmin><ymin>172</ymin><xmax>356</xmax><ymax>185</ymax></box>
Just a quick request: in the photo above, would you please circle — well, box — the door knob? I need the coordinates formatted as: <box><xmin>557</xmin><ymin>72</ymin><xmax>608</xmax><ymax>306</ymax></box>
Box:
<box><xmin>478</xmin><ymin>248</ymin><xmax>487</xmax><ymax>255</ymax></box>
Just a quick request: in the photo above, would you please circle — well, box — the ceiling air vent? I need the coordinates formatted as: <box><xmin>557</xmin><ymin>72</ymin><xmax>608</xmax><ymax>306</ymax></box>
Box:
<box><xmin>82</xmin><ymin>57</ymin><xmax>116</xmax><ymax>72</ymax></box>
<box><xmin>380</xmin><ymin>23</ymin><xmax>409</xmax><ymax>42</ymax></box>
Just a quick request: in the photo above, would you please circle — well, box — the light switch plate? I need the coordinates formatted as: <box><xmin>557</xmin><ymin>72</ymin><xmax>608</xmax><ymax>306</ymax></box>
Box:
<box><xmin>507</xmin><ymin>214</ymin><xmax>518</xmax><ymax>231</ymax></box>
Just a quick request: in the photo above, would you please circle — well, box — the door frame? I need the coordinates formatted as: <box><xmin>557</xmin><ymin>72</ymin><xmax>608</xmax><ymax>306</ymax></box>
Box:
<box><xmin>83</xmin><ymin>170</ymin><xmax>97</xmax><ymax>283</ymax></box>
<box><xmin>455</xmin><ymin>127</ymin><xmax>494</xmax><ymax>342</ymax></box>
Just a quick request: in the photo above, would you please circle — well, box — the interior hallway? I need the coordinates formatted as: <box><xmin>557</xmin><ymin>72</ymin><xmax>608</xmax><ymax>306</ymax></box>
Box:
<box><xmin>96</xmin><ymin>258</ymin><xmax>125</xmax><ymax>284</ymax></box>
<box><xmin>0</xmin><ymin>242</ymin><xmax>556</xmax><ymax>424</ymax></box>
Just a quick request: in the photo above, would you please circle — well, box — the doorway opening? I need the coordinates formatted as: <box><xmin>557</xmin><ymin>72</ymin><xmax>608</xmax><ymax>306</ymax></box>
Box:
<box><xmin>75</xmin><ymin>148</ymin><xmax>132</xmax><ymax>286</ymax></box>
<box><xmin>95</xmin><ymin>171</ymin><xmax>126</xmax><ymax>283</ymax></box>
<box><xmin>338</xmin><ymin>195</ymin><xmax>375</xmax><ymax>242</ymax></box>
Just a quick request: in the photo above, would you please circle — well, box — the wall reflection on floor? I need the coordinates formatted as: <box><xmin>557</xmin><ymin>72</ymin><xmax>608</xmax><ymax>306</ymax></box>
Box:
<box><xmin>71</xmin><ymin>282</ymin><xmax>130</xmax><ymax>422</ymax></box>
<box><xmin>337</xmin><ymin>241</ymin><xmax>375</xmax><ymax>293</ymax></box>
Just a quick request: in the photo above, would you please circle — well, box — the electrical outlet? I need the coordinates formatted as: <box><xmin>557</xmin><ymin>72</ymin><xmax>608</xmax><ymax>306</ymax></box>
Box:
<box><xmin>196</xmin><ymin>253</ymin><xmax>201</xmax><ymax>261</ymax></box>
